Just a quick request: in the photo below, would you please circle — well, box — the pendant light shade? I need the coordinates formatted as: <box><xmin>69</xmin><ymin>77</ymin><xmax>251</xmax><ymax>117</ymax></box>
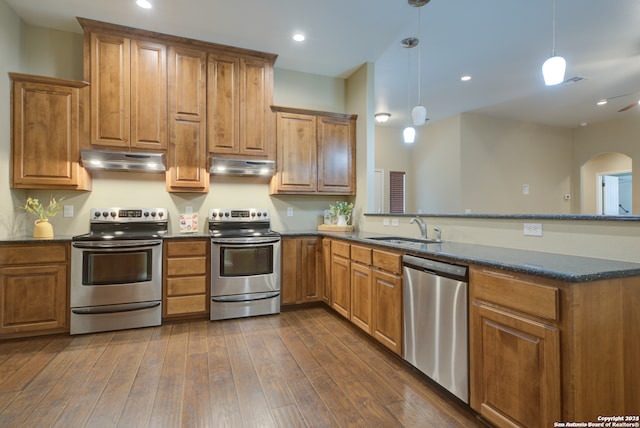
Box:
<box><xmin>542</xmin><ymin>55</ymin><xmax>566</xmax><ymax>86</ymax></box>
<box><xmin>403</xmin><ymin>126</ymin><xmax>416</xmax><ymax>144</ymax></box>
<box><xmin>542</xmin><ymin>0</ymin><xmax>566</xmax><ymax>86</ymax></box>
<box><xmin>411</xmin><ymin>105</ymin><xmax>427</xmax><ymax>126</ymax></box>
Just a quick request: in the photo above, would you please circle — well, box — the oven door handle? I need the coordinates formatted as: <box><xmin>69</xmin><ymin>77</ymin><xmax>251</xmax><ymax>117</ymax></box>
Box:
<box><xmin>212</xmin><ymin>291</ymin><xmax>280</xmax><ymax>303</ymax></box>
<box><xmin>211</xmin><ymin>237</ymin><xmax>280</xmax><ymax>245</ymax></box>
<box><xmin>72</xmin><ymin>240</ymin><xmax>162</xmax><ymax>249</ymax></box>
<box><xmin>71</xmin><ymin>301</ymin><xmax>161</xmax><ymax>315</ymax></box>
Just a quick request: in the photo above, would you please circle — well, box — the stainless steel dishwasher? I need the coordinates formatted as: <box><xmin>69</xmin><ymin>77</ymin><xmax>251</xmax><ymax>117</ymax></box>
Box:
<box><xmin>403</xmin><ymin>254</ymin><xmax>469</xmax><ymax>403</ymax></box>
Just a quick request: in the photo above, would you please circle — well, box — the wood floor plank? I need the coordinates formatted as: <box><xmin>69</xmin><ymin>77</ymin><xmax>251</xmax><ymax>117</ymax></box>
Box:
<box><xmin>85</xmin><ymin>327</ymin><xmax>154</xmax><ymax>428</ymax></box>
<box><xmin>271</xmin><ymin>404</ymin><xmax>309</xmax><ymax>428</ymax></box>
<box><xmin>206</xmin><ymin>327</ymin><xmax>243</xmax><ymax>427</ymax></box>
<box><xmin>51</xmin><ymin>330</ymin><xmax>136</xmax><ymax>428</ymax></box>
<box><xmin>149</xmin><ymin>322</ymin><xmax>189</xmax><ymax>427</ymax></box>
<box><xmin>182</xmin><ymin>352</ymin><xmax>213</xmax><ymax>427</ymax></box>
<box><xmin>187</xmin><ymin>320</ymin><xmax>208</xmax><ymax>355</ymax></box>
<box><xmin>117</xmin><ymin>325</ymin><xmax>172</xmax><ymax>428</ymax></box>
<box><xmin>0</xmin><ymin>336</ymin><xmax>52</xmax><ymax>388</ymax></box>
<box><xmin>225</xmin><ymin>331</ymin><xmax>277</xmax><ymax>427</ymax></box>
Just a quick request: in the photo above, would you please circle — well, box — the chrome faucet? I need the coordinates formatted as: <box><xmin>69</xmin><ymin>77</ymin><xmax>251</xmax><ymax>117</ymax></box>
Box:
<box><xmin>433</xmin><ymin>226</ymin><xmax>442</xmax><ymax>242</ymax></box>
<box><xmin>410</xmin><ymin>217</ymin><xmax>427</xmax><ymax>240</ymax></box>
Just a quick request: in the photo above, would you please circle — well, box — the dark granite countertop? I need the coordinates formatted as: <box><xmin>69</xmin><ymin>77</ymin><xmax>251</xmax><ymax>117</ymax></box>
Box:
<box><xmin>279</xmin><ymin>230</ymin><xmax>640</xmax><ymax>283</ymax></box>
<box><xmin>0</xmin><ymin>235</ymin><xmax>75</xmax><ymax>244</ymax></box>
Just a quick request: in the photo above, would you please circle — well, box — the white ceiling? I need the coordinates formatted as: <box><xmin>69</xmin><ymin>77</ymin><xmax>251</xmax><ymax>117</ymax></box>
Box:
<box><xmin>7</xmin><ymin>0</ymin><xmax>640</xmax><ymax>128</ymax></box>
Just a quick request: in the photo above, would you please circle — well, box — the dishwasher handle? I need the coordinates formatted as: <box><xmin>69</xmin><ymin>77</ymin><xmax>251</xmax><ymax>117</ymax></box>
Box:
<box><xmin>402</xmin><ymin>254</ymin><xmax>468</xmax><ymax>282</ymax></box>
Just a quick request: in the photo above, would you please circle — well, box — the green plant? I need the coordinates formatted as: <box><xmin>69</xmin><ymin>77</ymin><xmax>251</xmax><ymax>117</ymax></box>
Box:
<box><xmin>329</xmin><ymin>201</ymin><xmax>354</xmax><ymax>217</ymax></box>
<box><xmin>22</xmin><ymin>196</ymin><xmax>63</xmax><ymax>220</ymax></box>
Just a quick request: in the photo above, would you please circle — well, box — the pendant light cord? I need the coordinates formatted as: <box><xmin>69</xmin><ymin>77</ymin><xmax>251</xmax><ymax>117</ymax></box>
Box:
<box><xmin>417</xmin><ymin>8</ymin><xmax>422</xmax><ymax>105</ymax></box>
<box><xmin>551</xmin><ymin>0</ymin><xmax>557</xmax><ymax>56</ymax></box>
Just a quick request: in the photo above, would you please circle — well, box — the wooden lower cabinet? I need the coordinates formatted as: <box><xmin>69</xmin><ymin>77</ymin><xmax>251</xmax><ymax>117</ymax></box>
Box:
<box><xmin>325</xmin><ymin>238</ymin><xmax>403</xmax><ymax>355</ymax></box>
<box><xmin>163</xmin><ymin>239</ymin><xmax>209</xmax><ymax>318</ymax></box>
<box><xmin>0</xmin><ymin>243</ymin><xmax>69</xmax><ymax>338</ymax></box>
<box><xmin>470</xmin><ymin>265</ymin><xmax>640</xmax><ymax>427</ymax></box>
<box><xmin>281</xmin><ymin>237</ymin><xmax>324</xmax><ymax>305</ymax></box>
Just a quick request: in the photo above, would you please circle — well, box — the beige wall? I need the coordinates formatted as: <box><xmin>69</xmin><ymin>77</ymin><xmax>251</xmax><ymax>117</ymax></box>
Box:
<box><xmin>374</xmin><ymin>126</ymin><xmax>412</xmax><ymax>212</ymax></box>
<box><xmin>460</xmin><ymin>113</ymin><xmax>574</xmax><ymax>214</ymax></box>
<box><xmin>580</xmin><ymin>152</ymin><xmax>632</xmax><ymax>214</ymax></box>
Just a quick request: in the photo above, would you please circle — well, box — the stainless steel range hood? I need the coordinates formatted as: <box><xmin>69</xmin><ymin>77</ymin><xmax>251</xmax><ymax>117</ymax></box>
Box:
<box><xmin>81</xmin><ymin>149</ymin><xmax>167</xmax><ymax>172</ymax></box>
<box><xmin>209</xmin><ymin>157</ymin><xmax>275</xmax><ymax>176</ymax></box>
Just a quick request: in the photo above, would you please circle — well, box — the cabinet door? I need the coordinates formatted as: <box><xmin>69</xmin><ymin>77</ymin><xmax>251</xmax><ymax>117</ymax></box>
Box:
<box><xmin>166</xmin><ymin>46</ymin><xmax>209</xmax><ymax>193</ymax></box>
<box><xmin>163</xmin><ymin>239</ymin><xmax>208</xmax><ymax>318</ymax></box>
<box><xmin>272</xmin><ymin>112</ymin><xmax>317</xmax><ymax>192</ymax></box>
<box><xmin>207</xmin><ymin>53</ymin><xmax>240</xmax><ymax>155</ymax></box>
<box><xmin>90</xmin><ymin>33</ymin><xmax>131</xmax><ymax>147</ymax></box>
<box><xmin>11</xmin><ymin>76</ymin><xmax>90</xmax><ymax>190</ymax></box>
<box><xmin>372</xmin><ymin>269</ymin><xmax>403</xmax><ymax>355</ymax></box>
<box><xmin>331</xmin><ymin>255</ymin><xmax>351</xmax><ymax>319</ymax></box>
<box><xmin>281</xmin><ymin>238</ymin><xmax>299</xmax><ymax>305</ymax></box>
<box><xmin>317</xmin><ymin>116</ymin><xmax>355</xmax><ymax>194</ymax></box>
<box><xmin>351</xmin><ymin>262</ymin><xmax>373</xmax><ymax>334</ymax></box>
<box><xmin>470</xmin><ymin>303</ymin><xmax>561</xmax><ymax>428</ymax></box>
<box><xmin>322</xmin><ymin>239</ymin><xmax>331</xmax><ymax>304</ymax></box>
<box><xmin>301</xmin><ymin>238</ymin><xmax>323</xmax><ymax>302</ymax></box>
<box><xmin>130</xmin><ymin>39</ymin><xmax>167</xmax><ymax>150</ymax></box>
<box><xmin>239</xmin><ymin>57</ymin><xmax>273</xmax><ymax>158</ymax></box>
<box><xmin>0</xmin><ymin>264</ymin><xmax>68</xmax><ymax>336</ymax></box>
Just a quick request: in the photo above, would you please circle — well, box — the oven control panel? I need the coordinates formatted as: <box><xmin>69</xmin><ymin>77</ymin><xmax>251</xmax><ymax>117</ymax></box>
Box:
<box><xmin>208</xmin><ymin>208</ymin><xmax>270</xmax><ymax>222</ymax></box>
<box><xmin>90</xmin><ymin>207</ymin><xmax>168</xmax><ymax>222</ymax></box>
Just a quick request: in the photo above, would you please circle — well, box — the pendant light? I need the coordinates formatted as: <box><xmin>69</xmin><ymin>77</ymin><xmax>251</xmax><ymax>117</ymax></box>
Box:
<box><xmin>411</xmin><ymin>2</ymin><xmax>427</xmax><ymax>126</ymax></box>
<box><xmin>402</xmin><ymin>37</ymin><xmax>418</xmax><ymax>143</ymax></box>
<box><xmin>542</xmin><ymin>0</ymin><xmax>566</xmax><ymax>86</ymax></box>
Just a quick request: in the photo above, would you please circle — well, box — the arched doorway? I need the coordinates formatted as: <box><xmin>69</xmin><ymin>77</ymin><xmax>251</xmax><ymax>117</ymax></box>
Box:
<box><xmin>580</xmin><ymin>152</ymin><xmax>632</xmax><ymax>215</ymax></box>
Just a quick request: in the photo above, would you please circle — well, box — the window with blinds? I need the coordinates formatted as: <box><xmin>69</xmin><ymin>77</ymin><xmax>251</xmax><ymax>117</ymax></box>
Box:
<box><xmin>390</xmin><ymin>171</ymin><xmax>405</xmax><ymax>214</ymax></box>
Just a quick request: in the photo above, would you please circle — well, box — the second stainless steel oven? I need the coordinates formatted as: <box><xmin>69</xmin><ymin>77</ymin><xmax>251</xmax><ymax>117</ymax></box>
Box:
<box><xmin>209</xmin><ymin>208</ymin><xmax>281</xmax><ymax>320</ymax></box>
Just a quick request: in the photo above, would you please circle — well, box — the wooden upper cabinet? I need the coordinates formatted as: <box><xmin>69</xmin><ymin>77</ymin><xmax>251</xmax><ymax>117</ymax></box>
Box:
<box><xmin>317</xmin><ymin>116</ymin><xmax>355</xmax><ymax>193</ymax></box>
<box><xmin>10</xmin><ymin>73</ymin><xmax>91</xmax><ymax>190</ymax></box>
<box><xmin>166</xmin><ymin>46</ymin><xmax>208</xmax><ymax>193</ymax></box>
<box><xmin>208</xmin><ymin>54</ymin><xmax>274</xmax><ymax>158</ymax></box>
<box><xmin>272</xmin><ymin>111</ymin><xmax>317</xmax><ymax>193</ymax></box>
<box><xmin>85</xmin><ymin>29</ymin><xmax>167</xmax><ymax>151</ymax></box>
<box><xmin>270</xmin><ymin>106</ymin><xmax>356</xmax><ymax>195</ymax></box>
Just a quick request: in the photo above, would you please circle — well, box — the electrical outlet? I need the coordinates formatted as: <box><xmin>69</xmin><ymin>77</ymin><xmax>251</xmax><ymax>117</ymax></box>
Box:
<box><xmin>383</xmin><ymin>218</ymin><xmax>390</xmax><ymax>226</ymax></box>
<box><xmin>63</xmin><ymin>205</ymin><xmax>74</xmax><ymax>218</ymax></box>
<box><xmin>522</xmin><ymin>184</ymin><xmax>530</xmax><ymax>195</ymax></box>
<box><xmin>524</xmin><ymin>223</ymin><xmax>543</xmax><ymax>237</ymax></box>
<box><xmin>287</xmin><ymin>207</ymin><xmax>294</xmax><ymax>217</ymax></box>
<box><xmin>391</xmin><ymin>219</ymin><xmax>399</xmax><ymax>227</ymax></box>
<box><xmin>185</xmin><ymin>206</ymin><xmax>193</xmax><ymax>214</ymax></box>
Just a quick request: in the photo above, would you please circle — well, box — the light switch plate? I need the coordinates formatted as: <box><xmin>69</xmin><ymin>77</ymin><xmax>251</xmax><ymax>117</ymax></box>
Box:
<box><xmin>391</xmin><ymin>219</ymin><xmax>399</xmax><ymax>227</ymax></box>
<box><xmin>383</xmin><ymin>218</ymin><xmax>390</xmax><ymax>226</ymax></box>
<box><xmin>287</xmin><ymin>207</ymin><xmax>294</xmax><ymax>217</ymax></box>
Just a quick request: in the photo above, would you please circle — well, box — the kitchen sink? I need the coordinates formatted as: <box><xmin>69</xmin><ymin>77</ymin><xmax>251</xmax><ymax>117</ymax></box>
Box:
<box><xmin>366</xmin><ymin>236</ymin><xmax>441</xmax><ymax>247</ymax></box>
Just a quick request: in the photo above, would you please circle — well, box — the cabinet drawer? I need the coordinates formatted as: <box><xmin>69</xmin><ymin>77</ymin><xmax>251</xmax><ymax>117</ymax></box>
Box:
<box><xmin>0</xmin><ymin>244</ymin><xmax>67</xmax><ymax>265</ymax></box>
<box><xmin>331</xmin><ymin>240</ymin><xmax>350</xmax><ymax>258</ymax></box>
<box><xmin>166</xmin><ymin>240</ymin><xmax>208</xmax><ymax>257</ymax></box>
<box><xmin>471</xmin><ymin>268</ymin><xmax>559</xmax><ymax>321</ymax></box>
<box><xmin>167</xmin><ymin>256</ymin><xmax>207</xmax><ymax>276</ymax></box>
<box><xmin>350</xmin><ymin>245</ymin><xmax>372</xmax><ymax>265</ymax></box>
<box><xmin>166</xmin><ymin>294</ymin><xmax>207</xmax><ymax>315</ymax></box>
<box><xmin>372</xmin><ymin>250</ymin><xmax>402</xmax><ymax>275</ymax></box>
<box><xmin>166</xmin><ymin>276</ymin><xmax>207</xmax><ymax>296</ymax></box>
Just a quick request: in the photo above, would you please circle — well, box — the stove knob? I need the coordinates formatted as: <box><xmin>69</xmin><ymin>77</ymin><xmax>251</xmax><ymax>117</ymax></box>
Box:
<box><xmin>143</xmin><ymin>212</ymin><xmax>149</xmax><ymax>217</ymax></box>
<box><xmin>257</xmin><ymin>212</ymin><xmax>262</xmax><ymax>217</ymax></box>
<box><xmin>110</xmin><ymin>211</ymin><xmax>117</xmax><ymax>218</ymax></box>
<box><xmin>158</xmin><ymin>211</ymin><xmax>164</xmax><ymax>218</ymax></box>
<box><xmin>224</xmin><ymin>212</ymin><xmax>230</xmax><ymax>217</ymax></box>
<box><xmin>150</xmin><ymin>212</ymin><xmax>156</xmax><ymax>217</ymax></box>
<box><xmin>251</xmin><ymin>212</ymin><xmax>256</xmax><ymax>217</ymax></box>
<box><xmin>94</xmin><ymin>211</ymin><xmax>101</xmax><ymax>218</ymax></box>
<box><xmin>263</xmin><ymin>212</ymin><xmax>268</xmax><ymax>218</ymax></box>
<box><xmin>102</xmin><ymin>211</ymin><xmax>108</xmax><ymax>218</ymax></box>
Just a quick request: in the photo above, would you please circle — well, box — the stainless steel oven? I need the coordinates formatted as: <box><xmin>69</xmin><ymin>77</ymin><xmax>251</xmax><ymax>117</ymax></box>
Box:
<box><xmin>70</xmin><ymin>208</ymin><xmax>167</xmax><ymax>335</ymax></box>
<box><xmin>209</xmin><ymin>208</ymin><xmax>281</xmax><ymax>320</ymax></box>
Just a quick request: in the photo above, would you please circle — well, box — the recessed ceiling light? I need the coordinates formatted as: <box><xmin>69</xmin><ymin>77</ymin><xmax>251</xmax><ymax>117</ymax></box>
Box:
<box><xmin>460</xmin><ymin>75</ymin><xmax>472</xmax><ymax>82</ymax></box>
<box><xmin>596</xmin><ymin>99</ymin><xmax>608</xmax><ymax>106</ymax></box>
<box><xmin>293</xmin><ymin>33</ymin><xmax>305</xmax><ymax>42</ymax></box>
<box><xmin>136</xmin><ymin>0</ymin><xmax>152</xmax><ymax>9</ymax></box>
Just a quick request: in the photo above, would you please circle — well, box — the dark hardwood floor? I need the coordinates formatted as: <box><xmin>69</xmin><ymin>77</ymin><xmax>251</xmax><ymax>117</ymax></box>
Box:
<box><xmin>0</xmin><ymin>306</ymin><xmax>485</xmax><ymax>427</ymax></box>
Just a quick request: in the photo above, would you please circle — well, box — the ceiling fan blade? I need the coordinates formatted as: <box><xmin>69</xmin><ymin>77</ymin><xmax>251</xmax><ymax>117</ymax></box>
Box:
<box><xmin>617</xmin><ymin>102</ymin><xmax>638</xmax><ymax>112</ymax></box>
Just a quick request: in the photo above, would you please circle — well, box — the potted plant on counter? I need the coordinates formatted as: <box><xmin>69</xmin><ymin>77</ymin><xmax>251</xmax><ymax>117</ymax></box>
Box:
<box><xmin>330</xmin><ymin>201</ymin><xmax>354</xmax><ymax>227</ymax></box>
<box><xmin>22</xmin><ymin>196</ymin><xmax>63</xmax><ymax>239</ymax></box>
